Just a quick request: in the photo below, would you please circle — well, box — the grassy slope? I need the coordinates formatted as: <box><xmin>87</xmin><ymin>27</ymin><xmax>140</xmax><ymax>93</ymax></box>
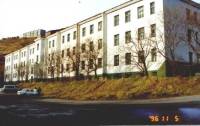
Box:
<box><xmin>0</xmin><ymin>37</ymin><xmax>36</xmax><ymax>55</ymax></box>
<box><xmin>19</xmin><ymin>77</ymin><xmax>200</xmax><ymax>100</ymax></box>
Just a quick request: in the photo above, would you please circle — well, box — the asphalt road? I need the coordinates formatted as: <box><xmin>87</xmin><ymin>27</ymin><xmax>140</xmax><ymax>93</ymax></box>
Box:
<box><xmin>1</xmin><ymin>94</ymin><xmax>200</xmax><ymax>126</ymax></box>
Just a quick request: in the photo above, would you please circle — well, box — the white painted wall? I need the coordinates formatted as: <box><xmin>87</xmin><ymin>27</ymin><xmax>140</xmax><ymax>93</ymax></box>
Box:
<box><xmin>79</xmin><ymin>14</ymin><xmax>104</xmax><ymax>76</ymax></box>
<box><xmin>60</xmin><ymin>25</ymin><xmax>77</xmax><ymax>77</ymax></box>
<box><xmin>106</xmin><ymin>0</ymin><xmax>165</xmax><ymax>74</ymax></box>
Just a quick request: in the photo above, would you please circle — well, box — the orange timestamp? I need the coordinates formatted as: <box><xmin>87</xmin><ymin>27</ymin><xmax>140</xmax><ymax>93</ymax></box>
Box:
<box><xmin>149</xmin><ymin>115</ymin><xmax>181</xmax><ymax>123</ymax></box>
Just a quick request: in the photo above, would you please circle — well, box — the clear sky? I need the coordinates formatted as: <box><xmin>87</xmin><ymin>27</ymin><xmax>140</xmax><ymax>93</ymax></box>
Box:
<box><xmin>0</xmin><ymin>0</ymin><xmax>200</xmax><ymax>39</ymax></box>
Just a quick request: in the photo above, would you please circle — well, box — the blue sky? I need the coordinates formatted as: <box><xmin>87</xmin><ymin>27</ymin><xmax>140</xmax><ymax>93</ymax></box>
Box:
<box><xmin>0</xmin><ymin>0</ymin><xmax>199</xmax><ymax>38</ymax></box>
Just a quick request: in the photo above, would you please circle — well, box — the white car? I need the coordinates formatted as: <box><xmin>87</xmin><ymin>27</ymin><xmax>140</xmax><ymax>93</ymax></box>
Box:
<box><xmin>17</xmin><ymin>88</ymin><xmax>39</xmax><ymax>96</ymax></box>
<box><xmin>0</xmin><ymin>85</ymin><xmax>18</xmax><ymax>93</ymax></box>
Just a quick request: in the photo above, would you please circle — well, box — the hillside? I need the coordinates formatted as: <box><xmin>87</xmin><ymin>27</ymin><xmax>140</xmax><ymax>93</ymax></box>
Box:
<box><xmin>0</xmin><ymin>37</ymin><xmax>36</xmax><ymax>55</ymax></box>
<box><xmin>19</xmin><ymin>77</ymin><xmax>200</xmax><ymax>100</ymax></box>
<box><xmin>0</xmin><ymin>37</ymin><xmax>36</xmax><ymax>82</ymax></box>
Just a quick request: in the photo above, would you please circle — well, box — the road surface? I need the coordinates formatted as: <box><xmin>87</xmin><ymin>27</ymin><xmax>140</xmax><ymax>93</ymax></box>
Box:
<box><xmin>0</xmin><ymin>93</ymin><xmax>200</xmax><ymax>126</ymax></box>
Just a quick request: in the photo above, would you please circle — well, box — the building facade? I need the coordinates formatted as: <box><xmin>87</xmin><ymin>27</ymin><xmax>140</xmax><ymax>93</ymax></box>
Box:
<box><xmin>4</xmin><ymin>0</ymin><xmax>200</xmax><ymax>82</ymax></box>
<box><xmin>23</xmin><ymin>29</ymin><xmax>46</xmax><ymax>38</ymax></box>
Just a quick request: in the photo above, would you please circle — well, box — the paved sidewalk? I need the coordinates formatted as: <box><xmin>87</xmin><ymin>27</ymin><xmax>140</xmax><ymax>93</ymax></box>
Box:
<box><xmin>34</xmin><ymin>95</ymin><xmax>200</xmax><ymax>105</ymax></box>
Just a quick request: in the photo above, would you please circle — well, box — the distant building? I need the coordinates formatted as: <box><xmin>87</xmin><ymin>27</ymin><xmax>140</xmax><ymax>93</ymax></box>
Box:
<box><xmin>23</xmin><ymin>29</ymin><xmax>46</xmax><ymax>38</ymax></box>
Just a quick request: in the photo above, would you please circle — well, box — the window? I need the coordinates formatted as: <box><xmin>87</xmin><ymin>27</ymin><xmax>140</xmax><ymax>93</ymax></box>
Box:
<box><xmin>125</xmin><ymin>53</ymin><xmax>131</xmax><ymax>65</ymax></box>
<box><xmin>89</xmin><ymin>41</ymin><xmax>94</xmax><ymax>51</ymax></box>
<box><xmin>48</xmin><ymin>54</ymin><xmax>51</xmax><ymax>61</ymax></box>
<box><xmin>114</xmin><ymin>15</ymin><xmax>119</xmax><ymax>26</ymax></box>
<box><xmin>197</xmin><ymin>54</ymin><xmax>200</xmax><ymax>64</ymax></box>
<box><xmin>138</xmin><ymin>51</ymin><xmax>144</xmax><ymax>63</ymax></box>
<box><xmin>24</xmin><ymin>52</ymin><xmax>26</xmax><ymax>57</ymax></box>
<box><xmin>61</xmin><ymin>64</ymin><xmax>64</xmax><ymax>73</ymax></box>
<box><xmin>189</xmin><ymin>52</ymin><xmax>193</xmax><ymax>64</ymax></box>
<box><xmin>81</xmin><ymin>44</ymin><xmax>86</xmax><ymax>53</ymax></box>
<box><xmin>125</xmin><ymin>10</ymin><xmax>131</xmax><ymax>23</ymax></box>
<box><xmin>125</xmin><ymin>31</ymin><xmax>131</xmax><ymax>43</ymax></box>
<box><xmin>36</xmin><ymin>55</ymin><xmax>39</xmax><ymax>62</ymax></box>
<box><xmin>49</xmin><ymin>41</ymin><xmax>51</xmax><ymax>48</ymax></box>
<box><xmin>62</xmin><ymin>50</ymin><xmax>64</xmax><ymax>58</ymax></box>
<box><xmin>195</xmin><ymin>32</ymin><xmax>199</xmax><ymax>43</ymax></box>
<box><xmin>62</xmin><ymin>36</ymin><xmax>65</xmax><ymax>43</ymax></box>
<box><xmin>151</xmin><ymin>24</ymin><xmax>156</xmax><ymax>37</ymax></box>
<box><xmin>187</xmin><ymin>29</ymin><xmax>192</xmax><ymax>43</ymax></box>
<box><xmin>90</xmin><ymin>24</ymin><xmax>94</xmax><ymax>34</ymax></box>
<box><xmin>186</xmin><ymin>8</ymin><xmax>190</xmax><ymax>21</ymax></box>
<box><xmin>73</xmin><ymin>47</ymin><xmax>76</xmax><ymax>55</ymax></box>
<box><xmin>138</xmin><ymin>27</ymin><xmax>145</xmax><ymax>40</ymax></box>
<box><xmin>138</xmin><ymin>6</ymin><xmax>144</xmax><ymax>18</ymax></box>
<box><xmin>194</xmin><ymin>11</ymin><xmax>197</xmax><ymax>22</ymax></box>
<box><xmin>98</xmin><ymin>58</ymin><xmax>102</xmax><ymax>68</ymax></box>
<box><xmin>72</xmin><ymin>63</ymin><xmax>76</xmax><ymax>71</ymax></box>
<box><xmin>66</xmin><ymin>64</ymin><xmax>70</xmax><ymax>71</ymax></box>
<box><xmin>67</xmin><ymin>33</ymin><xmax>70</xmax><ymax>42</ymax></box>
<box><xmin>52</xmin><ymin>40</ymin><xmax>55</xmax><ymax>47</ymax></box>
<box><xmin>52</xmin><ymin>53</ymin><xmax>54</xmax><ymax>60</ymax></box>
<box><xmin>89</xmin><ymin>59</ymin><xmax>93</xmax><ymax>69</ymax></box>
<box><xmin>114</xmin><ymin>55</ymin><xmax>119</xmax><ymax>66</ymax></box>
<box><xmin>151</xmin><ymin>48</ymin><xmax>157</xmax><ymax>62</ymax></box>
<box><xmin>73</xmin><ymin>31</ymin><xmax>76</xmax><ymax>40</ymax></box>
<box><xmin>98</xmin><ymin>21</ymin><xmax>102</xmax><ymax>31</ymax></box>
<box><xmin>31</xmin><ymin>67</ymin><xmax>34</xmax><ymax>74</ymax></box>
<box><xmin>32</xmin><ymin>48</ymin><xmax>34</xmax><ymax>54</ymax></box>
<box><xmin>67</xmin><ymin>48</ymin><xmax>70</xmax><ymax>56</ymax></box>
<box><xmin>114</xmin><ymin>34</ymin><xmax>119</xmax><ymax>46</ymax></box>
<box><xmin>98</xmin><ymin>39</ymin><xmax>103</xmax><ymax>49</ymax></box>
<box><xmin>37</xmin><ymin>44</ymin><xmax>39</xmax><ymax>50</ymax></box>
<box><xmin>81</xmin><ymin>61</ymin><xmax>85</xmax><ymax>70</ymax></box>
<box><xmin>82</xmin><ymin>27</ymin><xmax>86</xmax><ymax>37</ymax></box>
<box><xmin>150</xmin><ymin>2</ymin><xmax>155</xmax><ymax>14</ymax></box>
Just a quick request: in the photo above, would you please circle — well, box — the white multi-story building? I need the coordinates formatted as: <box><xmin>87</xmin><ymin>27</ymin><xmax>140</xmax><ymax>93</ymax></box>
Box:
<box><xmin>19</xmin><ymin>46</ymin><xmax>29</xmax><ymax>81</ymax></box>
<box><xmin>105</xmin><ymin>0</ymin><xmax>165</xmax><ymax>75</ymax></box>
<box><xmin>4</xmin><ymin>0</ymin><xmax>200</xmax><ymax>82</ymax></box>
<box><xmin>11</xmin><ymin>50</ymin><xmax>20</xmax><ymax>81</ymax></box>
<box><xmin>46</xmin><ymin>32</ymin><xmax>61</xmax><ymax>78</ymax></box>
<box><xmin>4</xmin><ymin>54</ymin><xmax>12</xmax><ymax>82</ymax></box>
<box><xmin>60</xmin><ymin>24</ymin><xmax>78</xmax><ymax>77</ymax></box>
<box><xmin>79</xmin><ymin>13</ymin><xmax>104</xmax><ymax>77</ymax></box>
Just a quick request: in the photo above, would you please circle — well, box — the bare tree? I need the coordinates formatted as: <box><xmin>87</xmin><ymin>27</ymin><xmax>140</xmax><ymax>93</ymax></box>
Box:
<box><xmin>65</xmin><ymin>46</ymin><xmax>81</xmax><ymax>79</ymax></box>
<box><xmin>34</xmin><ymin>62</ymin><xmax>45</xmax><ymax>80</ymax></box>
<box><xmin>155</xmin><ymin>8</ymin><xmax>188</xmax><ymax>75</ymax></box>
<box><xmin>81</xmin><ymin>38</ymin><xmax>102</xmax><ymax>79</ymax></box>
<box><xmin>25</xmin><ymin>61</ymin><xmax>30</xmax><ymax>81</ymax></box>
<box><xmin>120</xmin><ymin>31</ymin><xmax>154</xmax><ymax>77</ymax></box>
<box><xmin>47</xmin><ymin>52</ymin><xmax>56</xmax><ymax>79</ymax></box>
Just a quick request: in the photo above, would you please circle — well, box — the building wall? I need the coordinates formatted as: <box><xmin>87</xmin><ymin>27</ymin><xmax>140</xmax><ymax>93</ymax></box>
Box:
<box><xmin>79</xmin><ymin>14</ymin><xmax>104</xmax><ymax>76</ymax></box>
<box><xmin>46</xmin><ymin>32</ymin><xmax>61</xmax><ymax>78</ymax></box>
<box><xmin>11</xmin><ymin>51</ymin><xmax>20</xmax><ymax>82</ymax></box>
<box><xmin>60</xmin><ymin>25</ymin><xmax>78</xmax><ymax>77</ymax></box>
<box><xmin>4</xmin><ymin>0</ymin><xmax>200</xmax><ymax>82</ymax></box>
<box><xmin>163</xmin><ymin>0</ymin><xmax>200</xmax><ymax>64</ymax></box>
<box><xmin>4</xmin><ymin>54</ymin><xmax>13</xmax><ymax>82</ymax></box>
<box><xmin>106</xmin><ymin>0</ymin><xmax>165</xmax><ymax>74</ymax></box>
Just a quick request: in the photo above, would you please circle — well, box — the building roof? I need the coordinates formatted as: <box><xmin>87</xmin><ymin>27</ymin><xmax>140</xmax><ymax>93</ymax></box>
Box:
<box><xmin>181</xmin><ymin>0</ymin><xmax>200</xmax><ymax>9</ymax></box>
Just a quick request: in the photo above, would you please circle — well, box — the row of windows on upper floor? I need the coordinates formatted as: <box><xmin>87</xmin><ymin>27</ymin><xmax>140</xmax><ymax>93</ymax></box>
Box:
<box><xmin>59</xmin><ymin>39</ymin><xmax>103</xmax><ymax>58</ymax></box>
<box><xmin>47</xmin><ymin>57</ymin><xmax>103</xmax><ymax>74</ymax></box>
<box><xmin>186</xmin><ymin>8</ymin><xmax>199</xmax><ymax>23</ymax></box>
<box><xmin>5</xmin><ymin>55</ymin><xmax>40</xmax><ymax>72</ymax></box>
<box><xmin>8</xmin><ymin>44</ymin><xmax>40</xmax><ymax>61</ymax></box>
<box><xmin>114</xmin><ymin>2</ymin><xmax>155</xmax><ymax>26</ymax></box>
<box><xmin>113</xmin><ymin>49</ymin><xmax>157</xmax><ymax>67</ymax></box>
<box><xmin>113</xmin><ymin>24</ymin><xmax>156</xmax><ymax>46</ymax></box>
<box><xmin>61</xmin><ymin>21</ymin><xmax>103</xmax><ymax>44</ymax></box>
